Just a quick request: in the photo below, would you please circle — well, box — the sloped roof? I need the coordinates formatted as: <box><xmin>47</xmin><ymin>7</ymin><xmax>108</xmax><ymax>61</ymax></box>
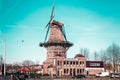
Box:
<box><xmin>74</xmin><ymin>54</ymin><xmax>84</xmax><ymax>58</ymax></box>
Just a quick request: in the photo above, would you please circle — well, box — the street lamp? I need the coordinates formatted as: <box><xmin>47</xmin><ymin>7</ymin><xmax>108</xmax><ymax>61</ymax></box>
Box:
<box><xmin>48</xmin><ymin>65</ymin><xmax>53</xmax><ymax>80</ymax></box>
<box><xmin>60</xmin><ymin>68</ymin><xmax>62</xmax><ymax>80</ymax></box>
<box><xmin>49</xmin><ymin>68</ymin><xmax>53</xmax><ymax>80</ymax></box>
<box><xmin>0</xmin><ymin>38</ymin><xmax>6</xmax><ymax>76</ymax></box>
<box><xmin>4</xmin><ymin>39</ymin><xmax>6</xmax><ymax>76</ymax></box>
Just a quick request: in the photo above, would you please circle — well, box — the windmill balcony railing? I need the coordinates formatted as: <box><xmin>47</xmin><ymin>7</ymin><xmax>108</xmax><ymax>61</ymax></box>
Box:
<box><xmin>40</xmin><ymin>41</ymin><xmax>73</xmax><ymax>47</ymax></box>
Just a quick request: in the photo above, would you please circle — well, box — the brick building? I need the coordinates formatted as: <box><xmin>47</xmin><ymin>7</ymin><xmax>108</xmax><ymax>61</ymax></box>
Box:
<box><xmin>85</xmin><ymin>61</ymin><xmax>104</xmax><ymax>75</ymax></box>
<box><xmin>56</xmin><ymin>54</ymin><xmax>86</xmax><ymax>76</ymax></box>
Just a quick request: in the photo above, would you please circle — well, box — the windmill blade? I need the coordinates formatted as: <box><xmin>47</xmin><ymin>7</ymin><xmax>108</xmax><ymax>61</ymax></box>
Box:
<box><xmin>45</xmin><ymin>15</ymin><xmax>54</xmax><ymax>28</ymax></box>
<box><xmin>45</xmin><ymin>2</ymin><xmax>55</xmax><ymax>29</ymax></box>
<box><xmin>51</xmin><ymin>1</ymin><xmax>55</xmax><ymax>19</ymax></box>
<box><xmin>45</xmin><ymin>22</ymin><xmax>50</xmax><ymax>29</ymax></box>
<box><xmin>44</xmin><ymin>1</ymin><xmax>56</xmax><ymax>42</ymax></box>
<box><xmin>44</xmin><ymin>26</ymin><xmax>50</xmax><ymax>42</ymax></box>
<box><xmin>62</xmin><ymin>25</ymin><xmax>67</xmax><ymax>41</ymax></box>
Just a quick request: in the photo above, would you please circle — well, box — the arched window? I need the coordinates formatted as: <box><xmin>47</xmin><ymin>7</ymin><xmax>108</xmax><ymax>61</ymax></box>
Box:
<box><xmin>64</xmin><ymin>69</ymin><xmax>67</xmax><ymax>74</ymax></box>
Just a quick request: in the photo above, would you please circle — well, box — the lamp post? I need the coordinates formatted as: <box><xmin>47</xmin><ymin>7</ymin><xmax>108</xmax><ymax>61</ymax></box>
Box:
<box><xmin>4</xmin><ymin>39</ymin><xmax>6</xmax><ymax>76</ymax></box>
<box><xmin>49</xmin><ymin>67</ymin><xmax>53</xmax><ymax>80</ymax></box>
<box><xmin>60</xmin><ymin>69</ymin><xmax>62</xmax><ymax>80</ymax></box>
<box><xmin>0</xmin><ymin>37</ymin><xmax>6</xmax><ymax>76</ymax></box>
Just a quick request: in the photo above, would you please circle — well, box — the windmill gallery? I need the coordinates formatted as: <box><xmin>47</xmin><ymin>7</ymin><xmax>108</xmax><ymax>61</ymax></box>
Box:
<box><xmin>39</xmin><ymin>4</ymin><xmax>104</xmax><ymax>76</ymax></box>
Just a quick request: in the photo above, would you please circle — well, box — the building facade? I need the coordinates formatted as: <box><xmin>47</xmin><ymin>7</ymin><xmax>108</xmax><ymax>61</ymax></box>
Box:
<box><xmin>56</xmin><ymin>54</ymin><xmax>86</xmax><ymax>76</ymax></box>
<box><xmin>85</xmin><ymin>61</ymin><xmax>104</xmax><ymax>75</ymax></box>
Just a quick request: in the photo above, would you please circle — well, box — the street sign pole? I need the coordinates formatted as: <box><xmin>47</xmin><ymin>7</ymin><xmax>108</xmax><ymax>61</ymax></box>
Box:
<box><xmin>4</xmin><ymin>39</ymin><xmax>6</xmax><ymax>76</ymax></box>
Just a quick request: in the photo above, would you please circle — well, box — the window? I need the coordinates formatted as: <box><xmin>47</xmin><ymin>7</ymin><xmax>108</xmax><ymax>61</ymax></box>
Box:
<box><xmin>82</xmin><ymin>61</ymin><xmax>84</xmax><ymax>64</ymax></box>
<box><xmin>64</xmin><ymin>61</ymin><xmax>66</xmax><ymax>65</ymax></box>
<box><xmin>67</xmin><ymin>61</ymin><xmax>69</xmax><ymax>65</ymax></box>
<box><xmin>80</xmin><ymin>61</ymin><xmax>84</xmax><ymax>66</ymax></box>
<box><xmin>82</xmin><ymin>69</ymin><xmax>84</xmax><ymax>73</ymax></box>
<box><xmin>70</xmin><ymin>69</ymin><xmax>72</xmax><ymax>75</ymax></box>
<box><xmin>82</xmin><ymin>61</ymin><xmax>84</xmax><ymax>66</ymax></box>
<box><xmin>64</xmin><ymin>69</ymin><xmax>67</xmax><ymax>74</ymax></box>
<box><xmin>73</xmin><ymin>61</ymin><xmax>75</xmax><ymax>65</ymax></box>
<box><xmin>77</xmin><ymin>69</ymin><xmax>79</xmax><ymax>73</ymax></box>
<box><xmin>80</xmin><ymin>61</ymin><xmax>82</xmax><ymax>65</ymax></box>
<box><xmin>80</xmin><ymin>69</ymin><xmax>81</xmax><ymax>73</ymax></box>
<box><xmin>76</xmin><ymin>61</ymin><xmax>78</xmax><ymax>65</ymax></box>
<box><xmin>70</xmin><ymin>61</ymin><xmax>72</xmax><ymax>65</ymax></box>
<box><xmin>57</xmin><ymin>61</ymin><xmax>59</xmax><ymax>65</ymax></box>
<box><xmin>67</xmin><ymin>69</ymin><xmax>69</xmax><ymax>73</ymax></box>
<box><xmin>60</xmin><ymin>61</ymin><xmax>62</xmax><ymax>65</ymax></box>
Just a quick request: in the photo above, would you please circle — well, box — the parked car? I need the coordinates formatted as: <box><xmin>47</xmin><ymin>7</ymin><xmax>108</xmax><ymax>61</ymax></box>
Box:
<box><xmin>110</xmin><ymin>73</ymin><xmax>120</xmax><ymax>78</ymax></box>
<box><xmin>96</xmin><ymin>72</ymin><xmax>109</xmax><ymax>77</ymax></box>
<box><xmin>72</xmin><ymin>74</ymin><xmax>85</xmax><ymax>78</ymax></box>
<box><xmin>96</xmin><ymin>73</ymin><xmax>101</xmax><ymax>77</ymax></box>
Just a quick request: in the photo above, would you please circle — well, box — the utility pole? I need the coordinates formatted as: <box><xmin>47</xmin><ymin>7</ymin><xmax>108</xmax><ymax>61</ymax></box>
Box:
<box><xmin>4</xmin><ymin>39</ymin><xmax>6</xmax><ymax>76</ymax></box>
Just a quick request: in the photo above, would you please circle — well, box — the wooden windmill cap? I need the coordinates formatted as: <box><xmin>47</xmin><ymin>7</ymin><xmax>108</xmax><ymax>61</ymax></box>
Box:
<box><xmin>52</xmin><ymin>20</ymin><xmax>63</xmax><ymax>27</ymax></box>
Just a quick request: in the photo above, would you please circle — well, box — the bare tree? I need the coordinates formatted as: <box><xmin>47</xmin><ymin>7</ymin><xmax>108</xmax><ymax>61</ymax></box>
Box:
<box><xmin>93</xmin><ymin>51</ymin><xmax>99</xmax><ymax>61</ymax></box>
<box><xmin>106</xmin><ymin>43</ymin><xmax>120</xmax><ymax>73</ymax></box>
<box><xmin>104</xmin><ymin>64</ymin><xmax>112</xmax><ymax>72</ymax></box>
<box><xmin>99</xmin><ymin>50</ymin><xmax>109</xmax><ymax>62</ymax></box>
<box><xmin>22</xmin><ymin>60</ymin><xmax>34</xmax><ymax>67</ymax></box>
<box><xmin>79</xmin><ymin>48</ymin><xmax>89</xmax><ymax>60</ymax></box>
<box><xmin>99</xmin><ymin>50</ymin><xmax>112</xmax><ymax>71</ymax></box>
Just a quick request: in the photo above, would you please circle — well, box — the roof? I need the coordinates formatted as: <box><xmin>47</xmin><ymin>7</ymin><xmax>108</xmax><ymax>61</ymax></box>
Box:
<box><xmin>52</xmin><ymin>20</ymin><xmax>63</xmax><ymax>27</ymax></box>
<box><xmin>64</xmin><ymin>58</ymin><xmax>78</xmax><ymax>61</ymax></box>
<box><xmin>74</xmin><ymin>54</ymin><xmax>84</xmax><ymax>58</ymax></box>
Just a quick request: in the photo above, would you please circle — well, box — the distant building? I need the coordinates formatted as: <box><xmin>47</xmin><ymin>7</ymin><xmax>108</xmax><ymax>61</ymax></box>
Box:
<box><xmin>85</xmin><ymin>61</ymin><xmax>104</xmax><ymax>75</ymax></box>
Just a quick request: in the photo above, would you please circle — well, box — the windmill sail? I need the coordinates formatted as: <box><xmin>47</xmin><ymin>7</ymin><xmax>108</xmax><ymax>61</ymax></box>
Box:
<box><xmin>44</xmin><ymin>3</ymin><xmax>55</xmax><ymax>42</ymax></box>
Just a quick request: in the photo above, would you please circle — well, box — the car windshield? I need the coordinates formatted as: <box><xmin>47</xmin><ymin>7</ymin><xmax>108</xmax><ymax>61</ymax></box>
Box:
<box><xmin>114</xmin><ymin>73</ymin><xmax>119</xmax><ymax>75</ymax></box>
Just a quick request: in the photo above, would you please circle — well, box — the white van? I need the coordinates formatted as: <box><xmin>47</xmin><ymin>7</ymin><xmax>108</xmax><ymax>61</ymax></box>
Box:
<box><xmin>96</xmin><ymin>72</ymin><xmax>109</xmax><ymax>77</ymax></box>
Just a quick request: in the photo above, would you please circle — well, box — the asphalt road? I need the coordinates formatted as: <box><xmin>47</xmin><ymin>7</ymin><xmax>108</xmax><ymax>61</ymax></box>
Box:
<box><xmin>25</xmin><ymin>77</ymin><xmax>120</xmax><ymax>80</ymax></box>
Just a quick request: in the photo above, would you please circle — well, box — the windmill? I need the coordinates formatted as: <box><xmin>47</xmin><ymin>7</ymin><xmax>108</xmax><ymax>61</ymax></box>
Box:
<box><xmin>39</xmin><ymin>2</ymin><xmax>73</xmax><ymax>75</ymax></box>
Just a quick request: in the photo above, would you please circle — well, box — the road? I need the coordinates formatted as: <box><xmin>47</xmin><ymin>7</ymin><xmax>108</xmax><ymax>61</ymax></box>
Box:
<box><xmin>26</xmin><ymin>77</ymin><xmax>120</xmax><ymax>80</ymax></box>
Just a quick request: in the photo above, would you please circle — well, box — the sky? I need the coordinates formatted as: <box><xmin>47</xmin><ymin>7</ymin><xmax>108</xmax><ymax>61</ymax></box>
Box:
<box><xmin>0</xmin><ymin>0</ymin><xmax>120</xmax><ymax>64</ymax></box>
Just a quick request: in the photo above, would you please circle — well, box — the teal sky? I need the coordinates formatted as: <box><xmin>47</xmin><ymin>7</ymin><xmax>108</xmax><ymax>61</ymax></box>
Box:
<box><xmin>0</xmin><ymin>0</ymin><xmax>120</xmax><ymax>64</ymax></box>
